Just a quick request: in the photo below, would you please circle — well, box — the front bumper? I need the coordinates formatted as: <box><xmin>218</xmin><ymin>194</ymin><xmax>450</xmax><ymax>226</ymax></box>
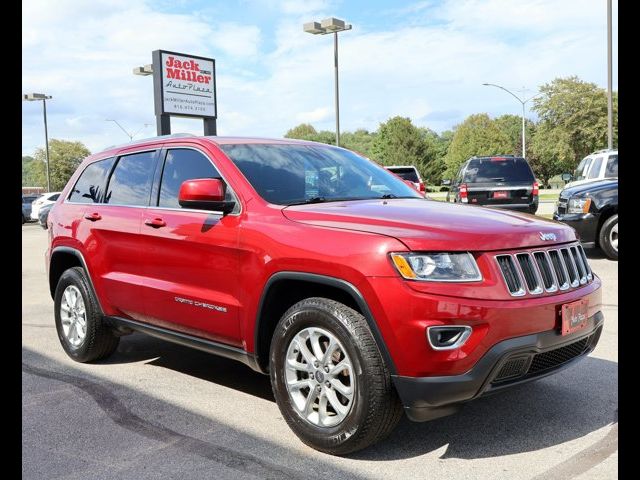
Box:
<box><xmin>553</xmin><ymin>212</ymin><xmax>599</xmax><ymax>246</ymax></box>
<box><xmin>392</xmin><ymin>311</ymin><xmax>603</xmax><ymax>422</ymax></box>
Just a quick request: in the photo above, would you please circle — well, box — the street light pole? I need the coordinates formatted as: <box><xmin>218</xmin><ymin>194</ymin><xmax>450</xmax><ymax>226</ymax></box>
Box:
<box><xmin>304</xmin><ymin>17</ymin><xmax>352</xmax><ymax>147</ymax></box>
<box><xmin>482</xmin><ymin>83</ymin><xmax>539</xmax><ymax>158</ymax></box>
<box><xmin>333</xmin><ymin>31</ymin><xmax>340</xmax><ymax>147</ymax></box>
<box><xmin>42</xmin><ymin>97</ymin><xmax>51</xmax><ymax>192</ymax></box>
<box><xmin>23</xmin><ymin>93</ymin><xmax>52</xmax><ymax>192</ymax></box>
<box><xmin>607</xmin><ymin>0</ymin><xmax>613</xmax><ymax>149</ymax></box>
<box><xmin>106</xmin><ymin>119</ymin><xmax>152</xmax><ymax>141</ymax></box>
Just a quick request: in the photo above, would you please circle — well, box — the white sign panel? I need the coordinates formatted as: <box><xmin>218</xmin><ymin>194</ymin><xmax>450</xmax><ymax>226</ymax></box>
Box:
<box><xmin>160</xmin><ymin>52</ymin><xmax>216</xmax><ymax>118</ymax></box>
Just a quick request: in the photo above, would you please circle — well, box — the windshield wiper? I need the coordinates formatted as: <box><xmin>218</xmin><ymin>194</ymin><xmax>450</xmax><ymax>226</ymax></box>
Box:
<box><xmin>286</xmin><ymin>196</ymin><xmax>328</xmax><ymax>206</ymax></box>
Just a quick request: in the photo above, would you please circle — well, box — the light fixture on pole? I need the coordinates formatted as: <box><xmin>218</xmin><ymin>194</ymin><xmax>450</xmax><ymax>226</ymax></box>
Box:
<box><xmin>304</xmin><ymin>17</ymin><xmax>352</xmax><ymax>147</ymax></box>
<box><xmin>106</xmin><ymin>119</ymin><xmax>152</xmax><ymax>141</ymax></box>
<box><xmin>482</xmin><ymin>83</ymin><xmax>540</xmax><ymax>158</ymax></box>
<box><xmin>23</xmin><ymin>93</ymin><xmax>53</xmax><ymax>192</ymax></box>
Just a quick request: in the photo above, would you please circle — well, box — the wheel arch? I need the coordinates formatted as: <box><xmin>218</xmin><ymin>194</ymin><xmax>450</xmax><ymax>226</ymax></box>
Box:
<box><xmin>49</xmin><ymin>247</ymin><xmax>104</xmax><ymax>314</ymax></box>
<box><xmin>595</xmin><ymin>205</ymin><xmax>618</xmax><ymax>246</ymax></box>
<box><xmin>253</xmin><ymin>272</ymin><xmax>396</xmax><ymax>375</ymax></box>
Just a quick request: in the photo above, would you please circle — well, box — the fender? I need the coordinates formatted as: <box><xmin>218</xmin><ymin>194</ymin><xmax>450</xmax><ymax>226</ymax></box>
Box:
<box><xmin>254</xmin><ymin>271</ymin><xmax>397</xmax><ymax>375</ymax></box>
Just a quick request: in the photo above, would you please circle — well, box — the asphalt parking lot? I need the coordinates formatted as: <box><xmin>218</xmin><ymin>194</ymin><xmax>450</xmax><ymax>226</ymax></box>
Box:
<box><xmin>22</xmin><ymin>222</ymin><xmax>618</xmax><ymax>479</ymax></box>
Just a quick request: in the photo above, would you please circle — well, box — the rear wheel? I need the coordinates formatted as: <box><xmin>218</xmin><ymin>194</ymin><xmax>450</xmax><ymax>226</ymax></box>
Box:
<box><xmin>270</xmin><ymin>297</ymin><xmax>402</xmax><ymax>455</ymax></box>
<box><xmin>598</xmin><ymin>214</ymin><xmax>618</xmax><ymax>260</ymax></box>
<box><xmin>54</xmin><ymin>267</ymin><xmax>120</xmax><ymax>362</ymax></box>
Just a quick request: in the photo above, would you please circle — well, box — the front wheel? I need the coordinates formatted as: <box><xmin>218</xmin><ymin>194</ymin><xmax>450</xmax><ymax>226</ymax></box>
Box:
<box><xmin>269</xmin><ymin>297</ymin><xmax>402</xmax><ymax>455</ymax></box>
<box><xmin>598</xmin><ymin>214</ymin><xmax>618</xmax><ymax>260</ymax></box>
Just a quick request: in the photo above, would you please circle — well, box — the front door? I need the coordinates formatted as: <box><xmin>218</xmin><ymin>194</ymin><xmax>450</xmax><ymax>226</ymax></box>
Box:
<box><xmin>140</xmin><ymin>147</ymin><xmax>242</xmax><ymax>347</ymax></box>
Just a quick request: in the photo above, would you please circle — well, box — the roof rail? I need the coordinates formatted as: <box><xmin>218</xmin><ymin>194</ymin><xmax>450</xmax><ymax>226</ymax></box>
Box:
<box><xmin>592</xmin><ymin>148</ymin><xmax>615</xmax><ymax>154</ymax></box>
<box><xmin>104</xmin><ymin>133</ymin><xmax>197</xmax><ymax>151</ymax></box>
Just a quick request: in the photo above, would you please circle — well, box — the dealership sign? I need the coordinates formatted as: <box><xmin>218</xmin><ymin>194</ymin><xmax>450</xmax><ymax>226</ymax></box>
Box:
<box><xmin>152</xmin><ymin>50</ymin><xmax>217</xmax><ymax>119</ymax></box>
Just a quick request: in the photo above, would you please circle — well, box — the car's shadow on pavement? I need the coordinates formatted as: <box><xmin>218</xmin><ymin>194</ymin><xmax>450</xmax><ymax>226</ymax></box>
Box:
<box><xmin>105</xmin><ymin>333</ymin><xmax>617</xmax><ymax>461</ymax></box>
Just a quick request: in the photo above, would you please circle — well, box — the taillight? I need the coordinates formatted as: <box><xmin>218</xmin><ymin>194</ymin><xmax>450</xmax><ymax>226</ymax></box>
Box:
<box><xmin>419</xmin><ymin>182</ymin><xmax>425</xmax><ymax>193</ymax></box>
<box><xmin>459</xmin><ymin>183</ymin><xmax>468</xmax><ymax>203</ymax></box>
<box><xmin>532</xmin><ymin>182</ymin><xmax>539</xmax><ymax>196</ymax></box>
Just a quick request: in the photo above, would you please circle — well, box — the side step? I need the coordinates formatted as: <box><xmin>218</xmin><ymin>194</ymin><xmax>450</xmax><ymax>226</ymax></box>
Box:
<box><xmin>105</xmin><ymin>316</ymin><xmax>263</xmax><ymax>373</ymax></box>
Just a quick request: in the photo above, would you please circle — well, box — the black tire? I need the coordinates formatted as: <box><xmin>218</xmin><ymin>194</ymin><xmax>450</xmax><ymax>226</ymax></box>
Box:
<box><xmin>598</xmin><ymin>214</ymin><xmax>618</xmax><ymax>260</ymax></box>
<box><xmin>54</xmin><ymin>267</ymin><xmax>120</xmax><ymax>362</ymax></box>
<box><xmin>269</xmin><ymin>297</ymin><xmax>403</xmax><ymax>455</ymax></box>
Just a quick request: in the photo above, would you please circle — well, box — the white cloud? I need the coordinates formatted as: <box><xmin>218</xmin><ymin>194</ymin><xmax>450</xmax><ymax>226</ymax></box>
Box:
<box><xmin>297</xmin><ymin>107</ymin><xmax>331</xmax><ymax>123</ymax></box>
<box><xmin>22</xmin><ymin>0</ymin><xmax>617</xmax><ymax>157</ymax></box>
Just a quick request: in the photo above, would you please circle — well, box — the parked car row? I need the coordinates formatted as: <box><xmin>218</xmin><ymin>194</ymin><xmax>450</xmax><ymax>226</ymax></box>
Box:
<box><xmin>22</xmin><ymin>191</ymin><xmax>61</xmax><ymax>225</ymax></box>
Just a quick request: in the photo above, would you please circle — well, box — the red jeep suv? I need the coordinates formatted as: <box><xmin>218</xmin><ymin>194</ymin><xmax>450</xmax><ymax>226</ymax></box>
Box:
<box><xmin>46</xmin><ymin>135</ymin><xmax>603</xmax><ymax>455</ymax></box>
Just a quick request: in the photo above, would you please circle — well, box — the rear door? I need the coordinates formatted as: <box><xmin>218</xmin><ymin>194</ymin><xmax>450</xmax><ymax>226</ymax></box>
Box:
<box><xmin>139</xmin><ymin>146</ymin><xmax>243</xmax><ymax>346</ymax></box>
<box><xmin>81</xmin><ymin>149</ymin><xmax>159</xmax><ymax>321</ymax></box>
<box><xmin>464</xmin><ymin>158</ymin><xmax>534</xmax><ymax>206</ymax></box>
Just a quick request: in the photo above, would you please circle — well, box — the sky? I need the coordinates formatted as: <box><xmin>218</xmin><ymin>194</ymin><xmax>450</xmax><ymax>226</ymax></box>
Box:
<box><xmin>22</xmin><ymin>0</ymin><xmax>618</xmax><ymax>157</ymax></box>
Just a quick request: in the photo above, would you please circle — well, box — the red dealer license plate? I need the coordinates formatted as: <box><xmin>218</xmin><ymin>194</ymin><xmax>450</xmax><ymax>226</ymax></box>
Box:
<box><xmin>493</xmin><ymin>191</ymin><xmax>508</xmax><ymax>199</ymax></box>
<box><xmin>561</xmin><ymin>299</ymin><xmax>588</xmax><ymax>335</ymax></box>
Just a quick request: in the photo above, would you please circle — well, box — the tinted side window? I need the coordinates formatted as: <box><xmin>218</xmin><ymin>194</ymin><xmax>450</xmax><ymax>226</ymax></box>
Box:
<box><xmin>105</xmin><ymin>151</ymin><xmax>157</xmax><ymax>206</ymax></box>
<box><xmin>68</xmin><ymin>157</ymin><xmax>116</xmax><ymax>203</ymax></box>
<box><xmin>605</xmin><ymin>155</ymin><xmax>618</xmax><ymax>177</ymax></box>
<box><xmin>158</xmin><ymin>149</ymin><xmax>222</xmax><ymax>208</ymax></box>
<box><xmin>588</xmin><ymin>157</ymin><xmax>603</xmax><ymax>179</ymax></box>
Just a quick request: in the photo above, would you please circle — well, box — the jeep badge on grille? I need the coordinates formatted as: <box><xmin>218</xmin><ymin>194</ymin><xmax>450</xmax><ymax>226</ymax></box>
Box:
<box><xmin>539</xmin><ymin>232</ymin><xmax>557</xmax><ymax>241</ymax></box>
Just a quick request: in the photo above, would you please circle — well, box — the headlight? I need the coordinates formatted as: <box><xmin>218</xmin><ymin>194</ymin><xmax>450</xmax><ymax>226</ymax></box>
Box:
<box><xmin>567</xmin><ymin>197</ymin><xmax>592</xmax><ymax>214</ymax></box>
<box><xmin>390</xmin><ymin>252</ymin><xmax>482</xmax><ymax>282</ymax></box>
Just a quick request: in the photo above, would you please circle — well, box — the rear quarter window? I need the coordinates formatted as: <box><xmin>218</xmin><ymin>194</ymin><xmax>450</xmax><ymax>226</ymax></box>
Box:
<box><xmin>68</xmin><ymin>157</ymin><xmax>116</xmax><ymax>203</ymax></box>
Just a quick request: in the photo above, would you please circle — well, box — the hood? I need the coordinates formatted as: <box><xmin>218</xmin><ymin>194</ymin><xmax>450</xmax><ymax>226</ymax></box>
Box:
<box><xmin>560</xmin><ymin>179</ymin><xmax>618</xmax><ymax>198</ymax></box>
<box><xmin>282</xmin><ymin>199</ymin><xmax>576</xmax><ymax>251</ymax></box>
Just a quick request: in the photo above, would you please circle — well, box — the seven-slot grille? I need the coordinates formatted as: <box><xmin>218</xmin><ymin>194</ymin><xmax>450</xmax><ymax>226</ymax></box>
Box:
<box><xmin>495</xmin><ymin>244</ymin><xmax>592</xmax><ymax>297</ymax></box>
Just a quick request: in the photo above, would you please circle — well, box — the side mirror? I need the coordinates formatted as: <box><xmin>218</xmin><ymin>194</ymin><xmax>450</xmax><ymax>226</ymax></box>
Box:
<box><xmin>561</xmin><ymin>173</ymin><xmax>572</xmax><ymax>182</ymax></box>
<box><xmin>178</xmin><ymin>178</ymin><xmax>235</xmax><ymax>214</ymax></box>
<box><xmin>441</xmin><ymin>179</ymin><xmax>451</xmax><ymax>186</ymax></box>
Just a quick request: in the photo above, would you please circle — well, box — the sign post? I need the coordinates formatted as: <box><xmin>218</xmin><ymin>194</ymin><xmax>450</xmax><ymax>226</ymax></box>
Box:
<box><xmin>151</xmin><ymin>50</ymin><xmax>217</xmax><ymax>136</ymax></box>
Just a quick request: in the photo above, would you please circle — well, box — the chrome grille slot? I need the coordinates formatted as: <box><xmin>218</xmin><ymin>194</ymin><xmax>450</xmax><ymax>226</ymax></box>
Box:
<box><xmin>561</xmin><ymin>248</ymin><xmax>579</xmax><ymax>287</ymax></box>
<box><xmin>578</xmin><ymin>245</ymin><xmax>593</xmax><ymax>280</ymax></box>
<box><xmin>496</xmin><ymin>255</ymin><xmax>525</xmax><ymax>296</ymax></box>
<box><xmin>495</xmin><ymin>243</ymin><xmax>593</xmax><ymax>297</ymax></box>
<box><xmin>548</xmin><ymin>250</ymin><xmax>569</xmax><ymax>290</ymax></box>
<box><xmin>570</xmin><ymin>246</ymin><xmax>587</xmax><ymax>284</ymax></box>
<box><xmin>515</xmin><ymin>254</ymin><xmax>542</xmax><ymax>294</ymax></box>
<box><xmin>533</xmin><ymin>251</ymin><xmax>557</xmax><ymax>292</ymax></box>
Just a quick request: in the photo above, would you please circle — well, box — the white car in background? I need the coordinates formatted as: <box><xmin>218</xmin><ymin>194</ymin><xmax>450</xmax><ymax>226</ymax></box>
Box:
<box><xmin>564</xmin><ymin>149</ymin><xmax>618</xmax><ymax>188</ymax></box>
<box><xmin>30</xmin><ymin>192</ymin><xmax>61</xmax><ymax>220</ymax></box>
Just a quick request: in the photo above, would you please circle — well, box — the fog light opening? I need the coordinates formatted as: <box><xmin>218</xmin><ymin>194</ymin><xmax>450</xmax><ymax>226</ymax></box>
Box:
<box><xmin>427</xmin><ymin>326</ymin><xmax>473</xmax><ymax>351</ymax></box>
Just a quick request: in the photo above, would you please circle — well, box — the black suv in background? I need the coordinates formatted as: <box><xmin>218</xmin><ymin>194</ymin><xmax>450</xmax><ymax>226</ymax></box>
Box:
<box><xmin>445</xmin><ymin>156</ymin><xmax>538</xmax><ymax>214</ymax></box>
<box><xmin>553</xmin><ymin>178</ymin><xmax>618</xmax><ymax>260</ymax></box>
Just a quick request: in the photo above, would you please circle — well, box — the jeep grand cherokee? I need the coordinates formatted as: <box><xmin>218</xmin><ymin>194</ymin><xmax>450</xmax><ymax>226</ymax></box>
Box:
<box><xmin>46</xmin><ymin>135</ymin><xmax>603</xmax><ymax>455</ymax></box>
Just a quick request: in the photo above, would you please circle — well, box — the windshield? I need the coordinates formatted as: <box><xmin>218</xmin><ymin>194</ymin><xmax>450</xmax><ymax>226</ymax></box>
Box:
<box><xmin>573</xmin><ymin>157</ymin><xmax>591</xmax><ymax>181</ymax></box>
<box><xmin>220</xmin><ymin>144</ymin><xmax>421</xmax><ymax>205</ymax></box>
<box><xmin>463</xmin><ymin>158</ymin><xmax>534</xmax><ymax>183</ymax></box>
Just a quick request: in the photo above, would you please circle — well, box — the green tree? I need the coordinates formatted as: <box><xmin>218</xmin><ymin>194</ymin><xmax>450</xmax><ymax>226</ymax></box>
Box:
<box><xmin>370</xmin><ymin>117</ymin><xmax>429</xmax><ymax>174</ymax></box>
<box><xmin>340</xmin><ymin>129</ymin><xmax>376</xmax><ymax>157</ymax></box>
<box><xmin>284</xmin><ymin>123</ymin><xmax>318</xmax><ymax>140</ymax></box>
<box><xmin>22</xmin><ymin>155</ymin><xmax>45</xmax><ymax>187</ymax></box>
<box><xmin>494</xmin><ymin>114</ymin><xmax>536</xmax><ymax>158</ymax></box>
<box><xmin>443</xmin><ymin>114</ymin><xmax>512</xmax><ymax>178</ymax></box>
<box><xmin>529</xmin><ymin>124</ymin><xmax>575</xmax><ymax>187</ymax></box>
<box><xmin>420</xmin><ymin>129</ymin><xmax>453</xmax><ymax>186</ymax></box>
<box><xmin>33</xmin><ymin>140</ymin><xmax>91</xmax><ymax>191</ymax></box>
<box><xmin>531</xmin><ymin>76</ymin><xmax>618</xmax><ymax>171</ymax></box>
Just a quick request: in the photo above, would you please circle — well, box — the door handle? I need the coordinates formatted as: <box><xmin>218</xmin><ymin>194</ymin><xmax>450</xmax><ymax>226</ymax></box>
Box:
<box><xmin>144</xmin><ymin>217</ymin><xmax>166</xmax><ymax>228</ymax></box>
<box><xmin>84</xmin><ymin>212</ymin><xmax>102</xmax><ymax>221</ymax></box>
